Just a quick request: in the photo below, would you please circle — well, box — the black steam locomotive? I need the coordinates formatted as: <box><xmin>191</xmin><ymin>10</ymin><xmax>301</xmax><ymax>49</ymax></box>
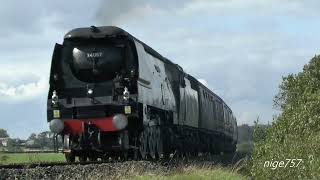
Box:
<box><xmin>47</xmin><ymin>26</ymin><xmax>237</xmax><ymax>162</ymax></box>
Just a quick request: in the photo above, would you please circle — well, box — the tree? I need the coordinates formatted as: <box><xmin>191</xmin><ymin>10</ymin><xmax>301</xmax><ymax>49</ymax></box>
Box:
<box><xmin>252</xmin><ymin>55</ymin><xmax>320</xmax><ymax>179</ymax></box>
<box><xmin>26</xmin><ymin>133</ymin><xmax>40</xmax><ymax>149</ymax></box>
<box><xmin>27</xmin><ymin>133</ymin><xmax>37</xmax><ymax>141</ymax></box>
<box><xmin>25</xmin><ymin>131</ymin><xmax>55</xmax><ymax>149</ymax></box>
<box><xmin>7</xmin><ymin>138</ymin><xmax>22</xmax><ymax>152</ymax></box>
<box><xmin>253</xmin><ymin>117</ymin><xmax>269</xmax><ymax>144</ymax></box>
<box><xmin>0</xmin><ymin>129</ymin><xmax>9</xmax><ymax>138</ymax></box>
<box><xmin>38</xmin><ymin>131</ymin><xmax>54</xmax><ymax>149</ymax></box>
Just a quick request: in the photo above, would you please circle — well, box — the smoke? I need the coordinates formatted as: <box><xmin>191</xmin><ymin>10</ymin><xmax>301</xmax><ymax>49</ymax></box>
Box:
<box><xmin>95</xmin><ymin>0</ymin><xmax>191</xmax><ymax>26</ymax></box>
<box><xmin>96</xmin><ymin>0</ymin><xmax>152</xmax><ymax>25</ymax></box>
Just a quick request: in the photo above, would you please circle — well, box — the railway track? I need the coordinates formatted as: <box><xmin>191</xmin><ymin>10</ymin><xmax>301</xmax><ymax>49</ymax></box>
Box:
<box><xmin>0</xmin><ymin>151</ymin><xmax>247</xmax><ymax>170</ymax></box>
<box><xmin>0</xmin><ymin>160</ymin><xmax>109</xmax><ymax>169</ymax></box>
<box><xmin>0</xmin><ymin>154</ymin><xmax>249</xmax><ymax>179</ymax></box>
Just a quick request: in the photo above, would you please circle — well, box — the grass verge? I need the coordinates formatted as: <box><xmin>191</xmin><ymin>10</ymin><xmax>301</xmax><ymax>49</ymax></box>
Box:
<box><xmin>0</xmin><ymin>152</ymin><xmax>64</xmax><ymax>164</ymax></box>
<box><xmin>131</xmin><ymin>165</ymin><xmax>247</xmax><ymax>180</ymax></box>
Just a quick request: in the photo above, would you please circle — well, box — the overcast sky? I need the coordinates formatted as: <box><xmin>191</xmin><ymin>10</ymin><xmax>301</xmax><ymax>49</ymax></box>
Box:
<box><xmin>0</xmin><ymin>0</ymin><xmax>319</xmax><ymax>138</ymax></box>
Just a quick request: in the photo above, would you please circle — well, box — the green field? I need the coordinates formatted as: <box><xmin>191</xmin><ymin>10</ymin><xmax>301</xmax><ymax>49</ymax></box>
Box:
<box><xmin>0</xmin><ymin>152</ymin><xmax>65</xmax><ymax>164</ymax></box>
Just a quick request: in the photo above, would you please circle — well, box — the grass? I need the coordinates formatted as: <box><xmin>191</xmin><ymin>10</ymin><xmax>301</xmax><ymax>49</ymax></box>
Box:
<box><xmin>0</xmin><ymin>152</ymin><xmax>65</xmax><ymax>164</ymax></box>
<box><xmin>131</xmin><ymin>166</ymin><xmax>247</xmax><ymax>180</ymax></box>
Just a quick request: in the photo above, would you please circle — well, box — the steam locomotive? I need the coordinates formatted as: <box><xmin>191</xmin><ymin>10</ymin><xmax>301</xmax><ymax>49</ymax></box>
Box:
<box><xmin>47</xmin><ymin>26</ymin><xmax>237</xmax><ymax>162</ymax></box>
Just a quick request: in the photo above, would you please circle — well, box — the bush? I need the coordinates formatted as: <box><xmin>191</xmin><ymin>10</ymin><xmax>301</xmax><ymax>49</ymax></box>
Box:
<box><xmin>251</xmin><ymin>55</ymin><xmax>320</xmax><ymax>179</ymax></box>
<box><xmin>0</xmin><ymin>154</ymin><xmax>9</xmax><ymax>162</ymax></box>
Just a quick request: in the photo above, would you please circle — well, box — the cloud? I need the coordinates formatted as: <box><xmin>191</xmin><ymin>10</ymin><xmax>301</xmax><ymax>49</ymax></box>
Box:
<box><xmin>0</xmin><ymin>0</ymin><xmax>102</xmax><ymax>102</ymax></box>
<box><xmin>0</xmin><ymin>78</ymin><xmax>47</xmax><ymax>102</ymax></box>
<box><xmin>0</xmin><ymin>0</ymin><xmax>103</xmax><ymax>138</ymax></box>
<box><xmin>238</xmin><ymin>112</ymin><xmax>257</xmax><ymax>125</ymax></box>
<box><xmin>1</xmin><ymin>0</ymin><xmax>320</xmax><ymax>138</ymax></box>
<box><xmin>94</xmin><ymin>0</ymin><xmax>320</xmax><ymax>126</ymax></box>
<box><xmin>179</xmin><ymin>0</ymin><xmax>320</xmax><ymax>16</ymax></box>
<box><xmin>0</xmin><ymin>69</ymin><xmax>48</xmax><ymax>103</ymax></box>
<box><xmin>0</xmin><ymin>1</ymin><xmax>99</xmax><ymax>36</ymax></box>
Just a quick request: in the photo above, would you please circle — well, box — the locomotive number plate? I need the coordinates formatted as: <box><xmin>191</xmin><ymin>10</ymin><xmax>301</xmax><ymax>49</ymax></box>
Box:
<box><xmin>124</xmin><ymin>106</ymin><xmax>131</xmax><ymax>114</ymax></box>
<box><xmin>53</xmin><ymin>110</ymin><xmax>60</xmax><ymax>118</ymax></box>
